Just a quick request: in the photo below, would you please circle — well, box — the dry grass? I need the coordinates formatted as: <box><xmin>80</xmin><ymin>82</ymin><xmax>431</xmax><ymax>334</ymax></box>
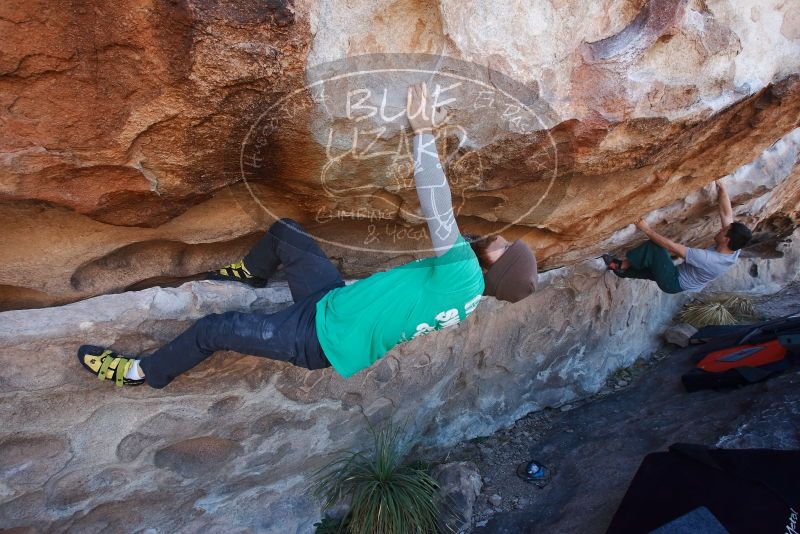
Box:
<box><xmin>679</xmin><ymin>293</ymin><xmax>758</xmax><ymax>327</ymax></box>
<box><xmin>716</xmin><ymin>294</ymin><xmax>758</xmax><ymax>319</ymax></box>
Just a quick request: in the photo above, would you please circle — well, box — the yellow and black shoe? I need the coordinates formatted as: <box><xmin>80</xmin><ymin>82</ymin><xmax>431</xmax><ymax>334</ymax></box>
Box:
<box><xmin>77</xmin><ymin>345</ymin><xmax>145</xmax><ymax>387</ymax></box>
<box><xmin>206</xmin><ymin>260</ymin><xmax>267</xmax><ymax>288</ymax></box>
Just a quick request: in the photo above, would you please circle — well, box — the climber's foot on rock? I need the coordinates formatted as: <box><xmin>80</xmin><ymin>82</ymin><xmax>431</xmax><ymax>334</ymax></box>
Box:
<box><xmin>602</xmin><ymin>254</ymin><xmax>623</xmax><ymax>271</ymax></box>
<box><xmin>206</xmin><ymin>260</ymin><xmax>267</xmax><ymax>288</ymax></box>
<box><xmin>78</xmin><ymin>345</ymin><xmax>145</xmax><ymax>387</ymax></box>
<box><xmin>602</xmin><ymin>254</ymin><xmax>630</xmax><ymax>276</ymax></box>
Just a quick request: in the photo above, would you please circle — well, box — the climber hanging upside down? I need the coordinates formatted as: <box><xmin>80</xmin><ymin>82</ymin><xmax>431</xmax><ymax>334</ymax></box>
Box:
<box><xmin>77</xmin><ymin>83</ymin><xmax>539</xmax><ymax>388</ymax></box>
<box><xmin>602</xmin><ymin>179</ymin><xmax>752</xmax><ymax>294</ymax></box>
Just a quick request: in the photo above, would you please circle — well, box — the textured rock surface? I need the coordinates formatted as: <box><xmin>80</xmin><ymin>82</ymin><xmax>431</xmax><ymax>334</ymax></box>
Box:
<box><xmin>1</xmin><ymin>230</ymin><xmax>798</xmax><ymax>532</ymax></box>
<box><xmin>432</xmin><ymin>461</ymin><xmax>483</xmax><ymax>533</ymax></box>
<box><xmin>2</xmin><ymin>0</ymin><xmax>800</xmax><ymax>308</ymax></box>
<box><xmin>2</xmin><ymin>0</ymin><xmax>800</xmax><ymax>531</ymax></box>
<box><xmin>662</xmin><ymin>322</ymin><xmax>698</xmax><ymax>347</ymax></box>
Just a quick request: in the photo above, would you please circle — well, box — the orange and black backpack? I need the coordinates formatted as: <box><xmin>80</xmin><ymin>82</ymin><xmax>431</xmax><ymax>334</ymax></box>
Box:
<box><xmin>681</xmin><ymin>313</ymin><xmax>800</xmax><ymax>392</ymax></box>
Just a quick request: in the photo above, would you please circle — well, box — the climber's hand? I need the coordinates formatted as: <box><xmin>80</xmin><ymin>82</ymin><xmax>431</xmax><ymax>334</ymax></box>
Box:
<box><xmin>406</xmin><ymin>82</ymin><xmax>448</xmax><ymax>135</ymax></box>
<box><xmin>634</xmin><ymin>218</ymin><xmax>651</xmax><ymax>232</ymax></box>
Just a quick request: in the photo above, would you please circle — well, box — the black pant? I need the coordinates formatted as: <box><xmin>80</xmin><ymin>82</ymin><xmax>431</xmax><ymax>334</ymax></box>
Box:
<box><xmin>139</xmin><ymin>218</ymin><xmax>345</xmax><ymax>389</ymax></box>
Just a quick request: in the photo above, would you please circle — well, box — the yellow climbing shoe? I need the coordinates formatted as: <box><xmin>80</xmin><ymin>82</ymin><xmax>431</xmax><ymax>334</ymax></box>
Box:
<box><xmin>206</xmin><ymin>260</ymin><xmax>266</xmax><ymax>287</ymax></box>
<box><xmin>77</xmin><ymin>345</ymin><xmax>144</xmax><ymax>387</ymax></box>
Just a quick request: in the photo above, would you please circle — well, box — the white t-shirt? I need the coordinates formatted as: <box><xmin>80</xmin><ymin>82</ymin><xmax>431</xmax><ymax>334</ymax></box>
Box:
<box><xmin>677</xmin><ymin>246</ymin><xmax>739</xmax><ymax>292</ymax></box>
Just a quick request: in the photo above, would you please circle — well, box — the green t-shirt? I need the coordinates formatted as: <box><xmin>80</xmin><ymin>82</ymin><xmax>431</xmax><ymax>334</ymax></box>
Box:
<box><xmin>315</xmin><ymin>234</ymin><xmax>485</xmax><ymax>378</ymax></box>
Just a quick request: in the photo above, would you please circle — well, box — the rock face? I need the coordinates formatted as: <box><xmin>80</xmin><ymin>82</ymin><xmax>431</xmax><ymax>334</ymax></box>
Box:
<box><xmin>1</xmin><ymin>0</ymin><xmax>800</xmax><ymax>531</ymax></box>
<box><xmin>1</xmin><ymin>229</ymin><xmax>799</xmax><ymax>531</ymax></box>
<box><xmin>1</xmin><ymin>0</ymin><xmax>799</xmax><ymax>308</ymax></box>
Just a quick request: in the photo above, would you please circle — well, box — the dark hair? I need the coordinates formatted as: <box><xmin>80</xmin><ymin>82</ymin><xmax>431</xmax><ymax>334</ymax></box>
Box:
<box><xmin>726</xmin><ymin>221</ymin><xmax>752</xmax><ymax>251</ymax></box>
<box><xmin>463</xmin><ymin>233</ymin><xmax>494</xmax><ymax>269</ymax></box>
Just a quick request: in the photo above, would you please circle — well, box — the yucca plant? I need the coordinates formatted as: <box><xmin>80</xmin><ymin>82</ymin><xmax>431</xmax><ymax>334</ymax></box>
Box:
<box><xmin>680</xmin><ymin>301</ymin><xmax>737</xmax><ymax>327</ymax></box>
<box><xmin>717</xmin><ymin>294</ymin><xmax>757</xmax><ymax>320</ymax></box>
<box><xmin>312</xmin><ymin>421</ymin><xmax>441</xmax><ymax>534</ymax></box>
<box><xmin>679</xmin><ymin>293</ymin><xmax>757</xmax><ymax>327</ymax></box>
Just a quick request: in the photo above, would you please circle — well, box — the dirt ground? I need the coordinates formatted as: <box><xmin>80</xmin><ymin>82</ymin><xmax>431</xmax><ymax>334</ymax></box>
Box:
<box><xmin>427</xmin><ymin>282</ymin><xmax>800</xmax><ymax>533</ymax></box>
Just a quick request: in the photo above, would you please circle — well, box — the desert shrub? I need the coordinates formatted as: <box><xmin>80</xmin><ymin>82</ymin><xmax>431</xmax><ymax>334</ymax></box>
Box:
<box><xmin>312</xmin><ymin>422</ymin><xmax>440</xmax><ymax>534</ymax></box>
<box><xmin>679</xmin><ymin>293</ymin><xmax>757</xmax><ymax>327</ymax></box>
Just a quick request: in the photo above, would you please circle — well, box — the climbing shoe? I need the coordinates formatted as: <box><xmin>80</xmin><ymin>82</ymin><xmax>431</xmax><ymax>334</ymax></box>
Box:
<box><xmin>206</xmin><ymin>260</ymin><xmax>267</xmax><ymax>288</ymax></box>
<box><xmin>602</xmin><ymin>254</ymin><xmax>622</xmax><ymax>270</ymax></box>
<box><xmin>77</xmin><ymin>345</ymin><xmax>145</xmax><ymax>387</ymax></box>
<box><xmin>602</xmin><ymin>254</ymin><xmax>626</xmax><ymax>276</ymax></box>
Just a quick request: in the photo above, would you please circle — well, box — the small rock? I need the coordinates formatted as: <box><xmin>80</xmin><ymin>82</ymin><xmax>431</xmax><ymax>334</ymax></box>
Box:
<box><xmin>476</xmin><ymin>520</ymin><xmax>489</xmax><ymax>527</ymax></box>
<box><xmin>618</xmin><ymin>379</ymin><xmax>629</xmax><ymax>387</ymax></box>
<box><xmin>560</xmin><ymin>404</ymin><xmax>573</xmax><ymax>412</ymax></box>
<box><xmin>432</xmin><ymin>461</ymin><xmax>482</xmax><ymax>533</ymax></box>
<box><xmin>663</xmin><ymin>322</ymin><xmax>698</xmax><ymax>347</ymax></box>
<box><xmin>488</xmin><ymin>494</ymin><xmax>502</xmax><ymax>507</ymax></box>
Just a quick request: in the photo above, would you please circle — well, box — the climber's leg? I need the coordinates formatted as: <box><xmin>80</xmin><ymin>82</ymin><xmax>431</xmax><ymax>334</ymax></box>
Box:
<box><xmin>242</xmin><ymin>218</ymin><xmax>344</xmax><ymax>302</ymax></box>
<box><xmin>137</xmin><ymin>286</ymin><xmax>337</xmax><ymax>389</ymax></box>
<box><xmin>618</xmin><ymin>240</ymin><xmax>682</xmax><ymax>293</ymax></box>
<box><xmin>615</xmin><ymin>266</ymin><xmax>655</xmax><ymax>280</ymax></box>
<box><xmin>647</xmin><ymin>248</ymin><xmax>683</xmax><ymax>294</ymax></box>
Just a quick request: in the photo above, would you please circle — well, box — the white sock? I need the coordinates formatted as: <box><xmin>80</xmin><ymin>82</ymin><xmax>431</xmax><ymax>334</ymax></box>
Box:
<box><xmin>124</xmin><ymin>359</ymin><xmax>144</xmax><ymax>380</ymax></box>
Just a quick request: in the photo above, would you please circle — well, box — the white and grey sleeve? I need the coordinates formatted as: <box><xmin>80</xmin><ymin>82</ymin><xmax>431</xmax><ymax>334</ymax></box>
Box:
<box><xmin>412</xmin><ymin>133</ymin><xmax>460</xmax><ymax>256</ymax></box>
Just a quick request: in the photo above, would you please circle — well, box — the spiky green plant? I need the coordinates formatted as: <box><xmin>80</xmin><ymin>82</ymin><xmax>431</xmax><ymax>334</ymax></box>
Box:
<box><xmin>312</xmin><ymin>422</ymin><xmax>441</xmax><ymax>534</ymax></box>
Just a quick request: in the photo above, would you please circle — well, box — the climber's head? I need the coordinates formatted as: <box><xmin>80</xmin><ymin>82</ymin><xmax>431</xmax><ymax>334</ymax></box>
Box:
<box><xmin>716</xmin><ymin>221</ymin><xmax>752</xmax><ymax>251</ymax></box>
<box><xmin>465</xmin><ymin>234</ymin><xmax>538</xmax><ymax>303</ymax></box>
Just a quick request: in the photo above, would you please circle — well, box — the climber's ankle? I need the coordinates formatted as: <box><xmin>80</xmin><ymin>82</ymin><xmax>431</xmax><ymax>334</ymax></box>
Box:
<box><xmin>125</xmin><ymin>359</ymin><xmax>144</xmax><ymax>380</ymax></box>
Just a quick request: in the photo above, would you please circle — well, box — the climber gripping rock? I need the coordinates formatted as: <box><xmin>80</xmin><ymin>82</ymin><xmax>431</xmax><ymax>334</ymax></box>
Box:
<box><xmin>603</xmin><ymin>179</ymin><xmax>752</xmax><ymax>294</ymax></box>
<box><xmin>77</xmin><ymin>82</ymin><xmax>539</xmax><ymax>388</ymax></box>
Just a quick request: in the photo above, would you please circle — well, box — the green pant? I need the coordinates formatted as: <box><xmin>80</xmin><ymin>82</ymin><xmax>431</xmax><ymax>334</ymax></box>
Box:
<box><xmin>618</xmin><ymin>240</ymin><xmax>682</xmax><ymax>294</ymax></box>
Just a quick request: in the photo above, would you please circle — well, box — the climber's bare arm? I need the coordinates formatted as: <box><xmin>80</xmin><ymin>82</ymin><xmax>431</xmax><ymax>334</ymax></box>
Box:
<box><xmin>406</xmin><ymin>82</ymin><xmax>459</xmax><ymax>256</ymax></box>
<box><xmin>715</xmin><ymin>179</ymin><xmax>734</xmax><ymax>228</ymax></box>
<box><xmin>635</xmin><ymin>218</ymin><xmax>688</xmax><ymax>259</ymax></box>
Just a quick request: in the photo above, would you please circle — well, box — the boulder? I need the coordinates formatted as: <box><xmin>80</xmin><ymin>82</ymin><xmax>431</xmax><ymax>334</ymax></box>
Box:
<box><xmin>1</xmin><ymin>0</ymin><xmax>799</xmax><ymax>308</ymax></box>
<box><xmin>1</xmin><ymin>0</ymin><xmax>800</xmax><ymax>530</ymax></box>
<box><xmin>0</xmin><ymin>228</ymin><xmax>797</xmax><ymax>531</ymax></box>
